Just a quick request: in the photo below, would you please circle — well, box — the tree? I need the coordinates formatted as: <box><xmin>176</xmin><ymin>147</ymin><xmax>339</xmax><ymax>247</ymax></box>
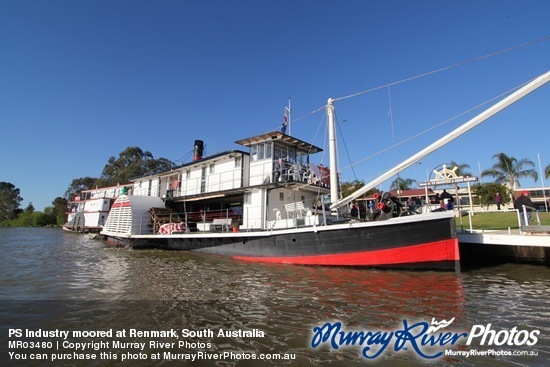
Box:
<box><xmin>390</xmin><ymin>177</ymin><xmax>416</xmax><ymax>190</ymax></box>
<box><xmin>52</xmin><ymin>197</ymin><xmax>68</xmax><ymax>225</ymax></box>
<box><xmin>472</xmin><ymin>182</ymin><xmax>511</xmax><ymax>210</ymax></box>
<box><xmin>64</xmin><ymin>177</ymin><xmax>99</xmax><ymax>200</ymax></box>
<box><xmin>39</xmin><ymin>207</ymin><xmax>58</xmax><ymax>226</ymax></box>
<box><xmin>481</xmin><ymin>153</ymin><xmax>538</xmax><ymax>189</ymax></box>
<box><xmin>99</xmin><ymin>147</ymin><xmax>175</xmax><ymax>186</ymax></box>
<box><xmin>25</xmin><ymin>202</ymin><xmax>35</xmax><ymax>213</ymax></box>
<box><xmin>340</xmin><ymin>180</ymin><xmax>365</xmax><ymax>198</ymax></box>
<box><xmin>545</xmin><ymin>163</ymin><xmax>550</xmax><ymax>180</ymax></box>
<box><xmin>448</xmin><ymin>161</ymin><xmax>472</xmax><ymax>177</ymax></box>
<box><xmin>0</xmin><ymin>182</ymin><xmax>23</xmax><ymax>221</ymax></box>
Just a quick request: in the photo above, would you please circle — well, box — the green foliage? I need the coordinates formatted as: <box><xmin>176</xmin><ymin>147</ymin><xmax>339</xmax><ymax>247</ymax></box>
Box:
<box><xmin>447</xmin><ymin>161</ymin><xmax>472</xmax><ymax>177</ymax></box>
<box><xmin>25</xmin><ymin>202</ymin><xmax>35</xmax><ymax>213</ymax></box>
<box><xmin>41</xmin><ymin>207</ymin><xmax>58</xmax><ymax>226</ymax></box>
<box><xmin>2</xmin><ymin>146</ymin><xmax>176</xmax><ymax>227</ymax></box>
<box><xmin>390</xmin><ymin>177</ymin><xmax>416</xmax><ymax>190</ymax></box>
<box><xmin>0</xmin><ymin>182</ymin><xmax>23</xmax><ymax>221</ymax></box>
<box><xmin>0</xmin><ymin>196</ymin><xmax>64</xmax><ymax>227</ymax></box>
<box><xmin>472</xmin><ymin>182</ymin><xmax>511</xmax><ymax>209</ymax></box>
<box><xmin>340</xmin><ymin>180</ymin><xmax>365</xmax><ymax>198</ymax></box>
<box><xmin>99</xmin><ymin>147</ymin><xmax>175</xmax><ymax>186</ymax></box>
<box><xmin>1</xmin><ymin>209</ymin><xmax>57</xmax><ymax>227</ymax></box>
<box><xmin>52</xmin><ymin>197</ymin><xmax>68</xmax><ymax>225</ymax></box>
<box><xmin>340</xmin><ymin>180</ymin><xmax>380</xmax><ymax>199</ymax></box>
<box><xmin>64</xmin><ymin>177</ymin><xmax>99</xmax><ymax>200</ymax></box>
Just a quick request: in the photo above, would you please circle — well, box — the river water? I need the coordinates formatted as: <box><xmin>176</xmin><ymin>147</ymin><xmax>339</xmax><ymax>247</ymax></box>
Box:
<box><xmin>0</xmin><ymin>227</ymin><xmax>548</xmax><ymax>366</ymax></box>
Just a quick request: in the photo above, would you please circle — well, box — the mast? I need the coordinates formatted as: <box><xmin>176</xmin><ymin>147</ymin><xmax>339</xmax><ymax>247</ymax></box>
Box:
<box><xmin>286</xmin><ymin>98</ymin><xmax>292</xmax><ymax>136</ymax></box>
<box><xmin>327</xmin><ymin>98</ymin><xmax>340</xmax><ymax>206</ymax></box>
<box><xmin>331</xmin><ymin>69</ymin><xmax>550</xmax><ymax>210</ymax></box>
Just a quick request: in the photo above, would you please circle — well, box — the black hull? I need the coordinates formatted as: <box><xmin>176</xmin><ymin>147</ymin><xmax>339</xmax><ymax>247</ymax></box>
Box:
<box><xmin>122</xmin><ymin>216</ymin><xmax>459</xmax><ymax>270</ymax></box>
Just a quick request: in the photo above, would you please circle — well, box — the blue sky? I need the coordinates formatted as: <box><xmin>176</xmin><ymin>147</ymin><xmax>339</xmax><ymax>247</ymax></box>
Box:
<box><xmin>1</xmin><ymin>0</ymin><xmax>549</xmax><ymax>211</ymax></box>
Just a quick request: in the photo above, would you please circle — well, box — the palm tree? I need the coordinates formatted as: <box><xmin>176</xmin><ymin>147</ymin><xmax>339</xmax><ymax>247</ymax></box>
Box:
<box><xmin>448</xmin><ymin>161</ymin><xmax>472</xmax><ymax>177</ymax></box>
<box><xmin>390</xmin><ymin>177</ymin><xmax>416</xmax><ymax>190</ymax></box>
<box><xmin>481</xmin><ymin>153</ymin><xmax>538</xmax><ymax>189</ymax></box>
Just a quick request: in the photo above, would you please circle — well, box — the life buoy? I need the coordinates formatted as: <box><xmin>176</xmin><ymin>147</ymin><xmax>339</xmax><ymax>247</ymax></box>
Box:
<box><xmin>173</xmin><ymin>179</ymin><xmax>179</xmax><ymax>189</ymax></box>
<box><xmin>158</xmin><ymin>222</ymin><xmax>185</xmax><ymax>234</ymax></box>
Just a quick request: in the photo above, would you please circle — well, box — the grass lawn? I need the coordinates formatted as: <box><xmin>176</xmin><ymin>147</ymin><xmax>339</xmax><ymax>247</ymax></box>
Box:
<box><xmin>455</xmin><ymin>211</ymin><xmax>550</xmax><ymax>230</ymax></box>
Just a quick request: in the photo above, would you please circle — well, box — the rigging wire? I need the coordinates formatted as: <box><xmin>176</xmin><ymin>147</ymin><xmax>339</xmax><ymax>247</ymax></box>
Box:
<box><xmin>334</xmin><ymin>112</ymin><xmax>358</xmax><ymax>182</ymax></box>
<box><xmin>173</xmin><ymin>150</ymin><xmax>194</xmax><ymax>166</ymax></box>
<box><xmin>309</xmin><ymin>110</ymin><xmax>327</xmax><ymax>158</ymax></box>
<box><xmin>286</xmin><ymin>36</ymin><xmax>549</xmax><ymax>128</ymax></box>
<box><xmin>387</xmin><ymin>86</ymin><xmax>401</xmax><ymax>191</ymax></box>
<box><xmin>337</xmin><ymin>79</ymin><xmax>532</xmax><ymax>175</ymax></box>
<box><xmin>333</xmin><ymin>36</ymin><xmax>549</xmax><ymax>103</ymax></box>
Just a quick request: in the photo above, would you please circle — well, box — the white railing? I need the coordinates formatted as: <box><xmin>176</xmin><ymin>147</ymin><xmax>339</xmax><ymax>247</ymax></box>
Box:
<box><xmin>461</xmin><ymin>208</ymin><xmax>541</xmax><ymax>235</ymax></box>
<box><xmin>136</xmin><ymin>163</ymin><xmax>330</xmax><ymax>199</ymax></box>
<box><xmin>522</xmin><ymin>205</ymin><xmax>541</xmax><ymax>229</ymax></box>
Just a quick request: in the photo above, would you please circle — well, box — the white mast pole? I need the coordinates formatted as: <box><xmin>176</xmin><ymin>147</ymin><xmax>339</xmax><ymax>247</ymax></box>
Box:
<box><xmin>327</xmin><ymin>98</ymin><xmax>340</xmax><ymax>207</ymax></box>
<box><xmin>330</xmin><ymin>70</ymin><xmax>550</xmax><ymax>210</ymax></box>
<box><xmin>286</xmin><ymin>98</ymin><xmax>292</xmax><ymax>136</ymax></box>
<box><xmin>537</xmin><ymin>153</ymin><xmax>548</xmax><ymax>212</ymax></box>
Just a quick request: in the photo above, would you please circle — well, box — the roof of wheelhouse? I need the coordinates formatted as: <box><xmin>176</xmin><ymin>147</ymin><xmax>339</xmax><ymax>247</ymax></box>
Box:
<box><xmin>235</xmin><ymin>131</ymin><xmax>323</xmax><ymax>154</ymax></box>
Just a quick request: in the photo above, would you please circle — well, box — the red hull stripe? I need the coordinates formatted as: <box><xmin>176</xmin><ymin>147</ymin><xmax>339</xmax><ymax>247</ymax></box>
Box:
<box><xmin>111</xmin><ymin>201</ymin><xmax>131</xmax><ymax>208</ymax></box>
<box><xmin>233</xmin><ymin>239</ymin><xmax>459</xmax><ymax>266</ymax></box>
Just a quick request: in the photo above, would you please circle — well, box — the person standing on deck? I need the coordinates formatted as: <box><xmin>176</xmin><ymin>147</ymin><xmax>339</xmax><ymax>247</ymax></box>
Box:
<box><xmin>440</xmin><ymin>189</ymin><xmax>454</xmax><ymax>210</ymax></box>
<box><xmin>514</xmin><ymin>190</ymin><xmax>534</xmax><ymax>226</ymax></box>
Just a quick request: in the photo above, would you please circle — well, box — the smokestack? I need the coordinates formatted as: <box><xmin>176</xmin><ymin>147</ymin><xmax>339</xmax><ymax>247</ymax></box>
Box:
<box><xmin>193</xmin><ymin>140</ymin><xmax>204</xmax><ymax>161</ymax></box>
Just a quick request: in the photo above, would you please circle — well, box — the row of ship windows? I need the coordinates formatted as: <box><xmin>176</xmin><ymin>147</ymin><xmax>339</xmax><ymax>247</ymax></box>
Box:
<box><xmin>251</xmin><ymin>142</ymin><xmax>307</xmax><ymax>166</ymax></box>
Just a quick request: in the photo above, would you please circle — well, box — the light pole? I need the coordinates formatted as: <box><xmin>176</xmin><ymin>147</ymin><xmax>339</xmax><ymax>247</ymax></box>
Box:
<box><xmin>414</xmin><ymin>162</ymin><xmax>422</xmax><ymax>188</ymax></box>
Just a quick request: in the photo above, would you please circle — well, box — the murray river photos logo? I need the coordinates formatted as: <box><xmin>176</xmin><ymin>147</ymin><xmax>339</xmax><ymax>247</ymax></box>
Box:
<box><xmin>310</xmin><ymin>318</ymin><xmax>540</xmax><ymax>360</ymax></box>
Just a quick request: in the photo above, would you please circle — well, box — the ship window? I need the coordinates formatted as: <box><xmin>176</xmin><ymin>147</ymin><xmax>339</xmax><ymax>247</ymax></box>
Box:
<box><xmin>288</xmin><ymin>149</ymin><xmax>296</xmax><ymax>163</ymax></box>
<box><xmin>258</xmin><ymin>144</ymin><xmax>264</xmax><ymax>160</ymax></box>
<box><xmin>297</xmin><ymin>151</ymin><xmax>306</xmax><ymax>166</ymax></box>
<box><xmin>186</xmin><ymin>170</ymin><xmax>191</xmax><ymax>179</ymax></box>
<box><xmin>274</xmin><ymin>145</ymin><xmax>283</xmax><ymax>159</ymax></box>
<box><xmin>265</xmin><ymin>142</ymin><xmax>272</xmax><ymax>159</ymax></box>
<box><xmin>210</xmin><ymin>163</ymin><xmax>215</xmax><ymax>174</ymax></box>
<box><xmin>235</xmin><ymin>156</ymin><xmax>242</xmax><ymax>168</ymax></box>
<box><xmin>279</xmin><ymin>192</ymin><xmax>284</xmax><ymax>201</ymax></box>
<box><xmin>274</xmin><ymin>144</ymin><xmax>296</xmax><ymax>163</ymax></box>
